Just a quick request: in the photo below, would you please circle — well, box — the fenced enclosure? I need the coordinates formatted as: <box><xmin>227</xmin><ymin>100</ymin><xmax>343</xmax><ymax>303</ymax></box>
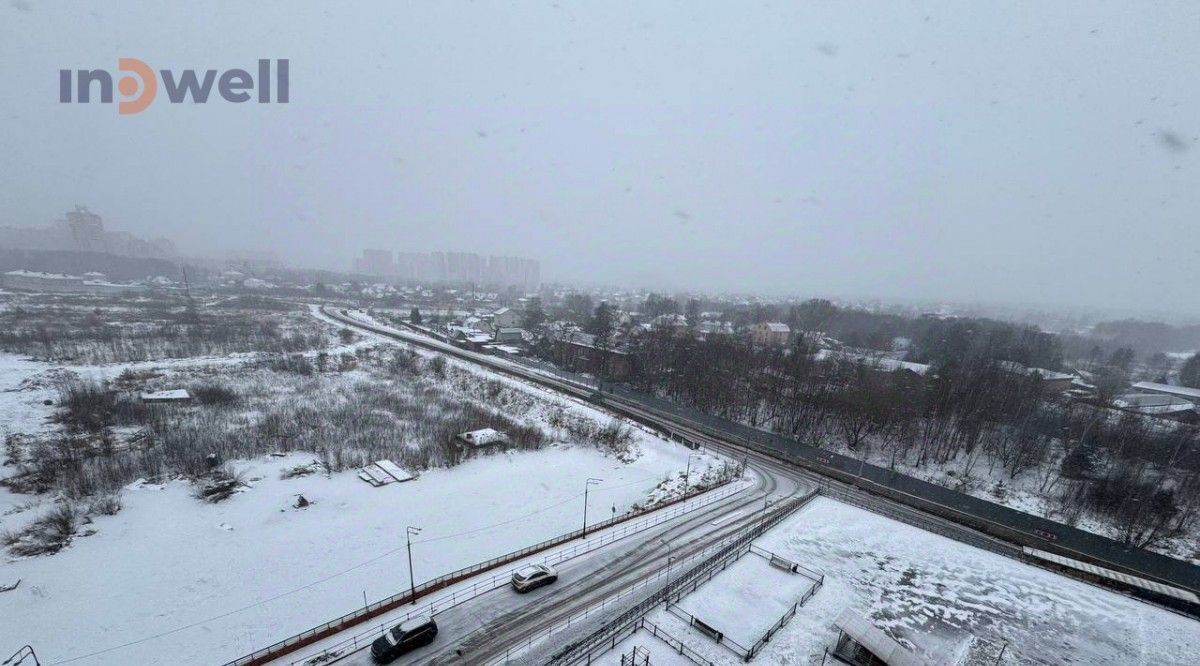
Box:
<box><xmin>532</xmin><ymin>489</ymin><xmax>818</xmax><ymax>665</ymax></box>
<box><xmin>662</xmin><ymin>543</ymin><xmax>824</xmax><ymax>661</ymax></box>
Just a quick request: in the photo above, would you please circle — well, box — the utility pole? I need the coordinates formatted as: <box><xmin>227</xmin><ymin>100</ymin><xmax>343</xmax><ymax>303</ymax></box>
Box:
<box><xmin>682</xmin><ymin>453</ymin><xmax>697</xmax><ymax>497</ymax></box>
<box><xmin>682</xmin><ymin>453</ymin><xmax>702</xmax><ymax>498</ymax></box>
<box><xmin>659</xmin><ymin>537</ymin><xmax>673</xmax><ymax>579</ymax></box>
<box><xmin>406</xmin><ymin>526</ymin><xmax>422</xmax><ymax>604</ymax></box>
<box><xmin>582</xmin><ymin>478</ymin><xmax>602</xmax><ymax>538</ymax></box>
<box><xmin>660</xmin><ymin>537</ymin><xmax>675</xmax><ymax>607</ymax></box>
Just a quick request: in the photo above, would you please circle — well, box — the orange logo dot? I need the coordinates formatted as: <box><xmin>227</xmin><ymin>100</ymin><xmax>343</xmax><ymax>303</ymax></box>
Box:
<box><xmin>118</xmin><ymin>76</ymin><xmax>138</xmax><ymax>97</ymax></box>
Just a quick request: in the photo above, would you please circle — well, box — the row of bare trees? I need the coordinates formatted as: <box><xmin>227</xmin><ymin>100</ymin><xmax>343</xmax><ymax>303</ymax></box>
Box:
<box><xmin>622</xmin><ymin>329</ymin><xmax>1200</xmax><ymax>550</ymax></box>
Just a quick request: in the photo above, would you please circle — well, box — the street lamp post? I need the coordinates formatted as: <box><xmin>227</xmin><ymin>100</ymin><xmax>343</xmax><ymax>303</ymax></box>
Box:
<box><xmin>660</xmin><ymin>536</ymin><xmax>676</xmax><ymax>607</ymax></box>
<box><xmin>761</xmin><ymin>494</ymin><xmax>775</xmax><ymax>530</ymax></box>
<box><xmin>659</xmin><ymin>537</ymin><xmax>674</xmax><ymax>578</ymax></box>
<box><xmin>582</xmin><ymin>478</ymin><xmax>602</xmax><ymax>538</ymax></box>
<box><xmin>406</xmin><ymin>526</ymin><xmax>422</xmax><ymax>605</ymax></box>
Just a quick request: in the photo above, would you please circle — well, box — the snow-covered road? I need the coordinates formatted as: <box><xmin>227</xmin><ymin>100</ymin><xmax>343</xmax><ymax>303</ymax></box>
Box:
<box><xmin>274</xmin><ymin>308</ymin><xmax>812</xmax><ymax>666</ymax></box>
<box><xmin>304</xmin><ymin>452</ymin><xmax>807</xmax><ymax>666</ymax></box>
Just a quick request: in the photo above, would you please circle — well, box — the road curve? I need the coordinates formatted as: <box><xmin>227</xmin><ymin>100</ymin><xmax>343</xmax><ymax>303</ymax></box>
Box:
<box><xmin>311</xmin><ymin>306</ymin><xmax>1198</xmax><ymax>664</ymax></box>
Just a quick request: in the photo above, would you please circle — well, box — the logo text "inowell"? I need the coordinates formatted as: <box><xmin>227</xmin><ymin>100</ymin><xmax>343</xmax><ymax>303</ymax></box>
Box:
<box><xmin>59</xmin><ymin>58</ymin><xmax>289</xmax><ymax>115</ymax></box>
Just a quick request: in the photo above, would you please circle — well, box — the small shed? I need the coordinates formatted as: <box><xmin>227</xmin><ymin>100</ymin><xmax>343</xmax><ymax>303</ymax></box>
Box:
<box><xmin>456</xmin><ymin>428</ymin><xmax>510</xmax><ymax>448</ymax></box>
<box><xmin>831</xmin><ymin>610</ymin><xmax>927</xmax><ymax>666</ymax></box>
<box><xmin>139</xmin><ymin>389</ymin><xmax>191</xmax><ymax>403</ymax></box>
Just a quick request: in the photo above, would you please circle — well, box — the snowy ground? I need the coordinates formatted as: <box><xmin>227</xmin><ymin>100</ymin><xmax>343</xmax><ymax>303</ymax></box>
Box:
<box><xmin>810</xmin><ymin>431</ymin><xmax>1199</xmax><ymax>565</ymax></box>
<box><xmin>0</xmin><ymin>445</ymin><xmax>720</xmax><ymax>664</ymax></box>
<box><xmin>672</xmin><ymin>553</ymin><xmax>819</xmax><ymax>650</ymax></box>
<box><xmin>0</xmin><ymin>306</ymin><xmax>728</xmax><ymax>665</ymax></box>
<box><xmin>630</xmin><ymin>497</ymin><xmax>1199</xmax><ymax>666</ymax></box>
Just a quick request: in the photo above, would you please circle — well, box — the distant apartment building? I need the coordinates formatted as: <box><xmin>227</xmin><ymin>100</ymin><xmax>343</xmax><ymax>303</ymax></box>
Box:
<box><xmin>353</xmin><ymin>248</ymin><xmax>395</xmax><ymax>276</ymax></box>
<box><xmin>0</xmin><ymin>206</ymin><xmax>176</xmax><ymax>259</ymax></box>
<box><xmin>353</xmin><ymin>249</ymin><xmax>540</xmax><ymax>290</ymax></box>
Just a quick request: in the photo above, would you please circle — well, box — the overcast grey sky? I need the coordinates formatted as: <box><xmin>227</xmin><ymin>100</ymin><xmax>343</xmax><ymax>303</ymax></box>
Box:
<box><xmin>1</xmin><ymin>1</ymin><xmax>1197</xmax><ymax>314</ymax></box>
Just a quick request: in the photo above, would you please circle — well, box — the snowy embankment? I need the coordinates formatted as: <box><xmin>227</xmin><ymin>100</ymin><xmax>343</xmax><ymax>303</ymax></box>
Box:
<box><xmin>0</xmin><ymin>333</ymin><xmax>726</xmax><ymax>665</ymax></box>
<box><xmin>1</xmin><ymin>447</ymin><xmax>716</xmax><ymax>665</ymax></box>
<box><xmin>630</xmin><ymin>497</ymin><xmax>1199</xmax><ymax>666</ymax></box>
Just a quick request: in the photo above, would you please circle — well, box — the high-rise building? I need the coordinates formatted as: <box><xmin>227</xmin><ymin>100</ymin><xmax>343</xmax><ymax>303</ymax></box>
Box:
<box><xmin>353</xmin><ymin>249</ymin><xmax>395</xmax><ymax>276</ymax></box>
<box><xmin>352</xmin><ymin>249</ymin><xmax>539</xmax><ymax>290</ymax></box>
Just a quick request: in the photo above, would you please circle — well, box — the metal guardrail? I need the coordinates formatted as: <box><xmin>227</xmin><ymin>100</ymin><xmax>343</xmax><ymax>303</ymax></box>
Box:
<box><xmin>531</xmin><ymin>490</ymin><xmax>818</xmax><ymax>666</ymax></box>
<box><xmin>527</xmin><ymin>507</ymin><xmax>825</xmax><ymax>664</ymax></box>
<box><xmin>636</xmin><ymin>619</ymin><xmax>715</xmax><ymax>666</ymax></box>
<box><xmin>599</xmin><ymin>383</ymin><xmax>1200</xmax><ymax>604</ymax></box>
<box><xmin>283</xmin><ymin>481</ymin><xmax>747</xmax><ymax>665</ymax></box>
<box><xmin>226</xmin><ymin>478</ymin><xmax>741</xmax><ymax>666</ymax></box>
<box><xmin>664</xmin><ymin>605</ymin><xmax>751</xmax><ymax>657</ymax></box>
<box><xmin>747</xmin><ymin>601</ymin><xmax>798</xmax><ymax>659</ymax></box>
<box><xmin>619</xmin><ymin>645</ymin><xmax>652</xmax><ymax>666</ymax></box>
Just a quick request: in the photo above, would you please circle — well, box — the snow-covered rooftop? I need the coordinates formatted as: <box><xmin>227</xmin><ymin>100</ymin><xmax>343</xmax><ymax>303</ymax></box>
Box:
<box><xmin>813</xmin><ymin>349</ymin><xmax>932</xmax><ymax>376</ymax></box>
<box><xmin>4</xmin><ymin>270</ymin><xmax>80</xmax><ymax>280</ymax></box>
<box><xmin>457</xmin><ymin>428</ymin><xmax>509</xmax><ymax>447</ymax></box>
<box><xmin>1114</xmin><ymin>393</ymin><xmax>1190</xmax><ymax>409</ymax></box>
<box><xmin>835</xmin><ymin>609</ymin><xmax>928</xmax><ymax>666</ymax></box>
<box><xmin>1132</xmin><ymin>381</ymin><xmax>1200</xmax><ymax>401</ymax></box>
<box><xmin>998</xmin><ymin>361</ymin><xmax>1073</xmax><ymax>382</ymax></box>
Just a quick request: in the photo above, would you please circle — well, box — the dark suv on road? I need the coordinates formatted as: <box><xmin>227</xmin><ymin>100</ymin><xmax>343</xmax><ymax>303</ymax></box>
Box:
<box><xmin>370</xmin><ymin>616</ymin><xmax>438</xmax><ymax>663</ymax></box>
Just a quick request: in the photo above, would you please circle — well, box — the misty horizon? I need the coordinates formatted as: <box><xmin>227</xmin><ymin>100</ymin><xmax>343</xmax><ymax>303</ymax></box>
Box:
<box><xmin>2</xmin><ymin>2</ymin><xmax>1198</xmax><ymax>316</ymax></box>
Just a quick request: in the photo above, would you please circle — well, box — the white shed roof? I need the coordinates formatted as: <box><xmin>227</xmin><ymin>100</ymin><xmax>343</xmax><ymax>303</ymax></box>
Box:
<box><xmin>834</xmin><ymin>609</ymin><xmax>927</xmax><ymax>666</ymax></box>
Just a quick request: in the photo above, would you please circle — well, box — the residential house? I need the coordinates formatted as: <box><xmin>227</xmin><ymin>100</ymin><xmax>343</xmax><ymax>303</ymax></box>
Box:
<box><xmin>999</xmin><ymin>361</ymin><xmax>1075</xmax><ymax>393</ymax></box>
<box><xmin>552</xmin><ymin>330</ymin><xmax>632</xmax><ymax>379</ymax></box>
<box><xmin>493</xmin><ymin>307</ymin><xmax>523</xmax><ymax>330</ymax></box>
<box><xmin>751</xmin><ymin>322</ymin><xmax>791</xmax><ymax>347</ymax></box>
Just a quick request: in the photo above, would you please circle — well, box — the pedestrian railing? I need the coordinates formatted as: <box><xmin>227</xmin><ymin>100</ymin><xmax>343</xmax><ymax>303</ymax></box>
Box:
<box><xmin>516</xmin><ymin>489</ymin><xmax>817</xmax><ymax>666</ymax></box>
<box><xmin>636</xmin><ymin>619</ymin><xmax>715</xmax><ymax>666</ymax></box>
<box><xmin>229</xmin><ymin>478</ymin><xmax>745</xmax><ymax>666</ymax></box>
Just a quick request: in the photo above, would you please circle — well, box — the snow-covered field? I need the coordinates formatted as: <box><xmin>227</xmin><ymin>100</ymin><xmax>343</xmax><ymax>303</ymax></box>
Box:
<box><xmin>2</xmin><ymin>447</ymin><xmax>715</xmax><ymax>664</ymax></box>
<box><xmin>633</xmin><ymin>497</ymin><xmax>1199</xmax><ymax>665</ymax></box>
<box><xmin>0</xmin><ymin>303</ymin><xmax>728</xmax><ymax>664</ymax></box>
